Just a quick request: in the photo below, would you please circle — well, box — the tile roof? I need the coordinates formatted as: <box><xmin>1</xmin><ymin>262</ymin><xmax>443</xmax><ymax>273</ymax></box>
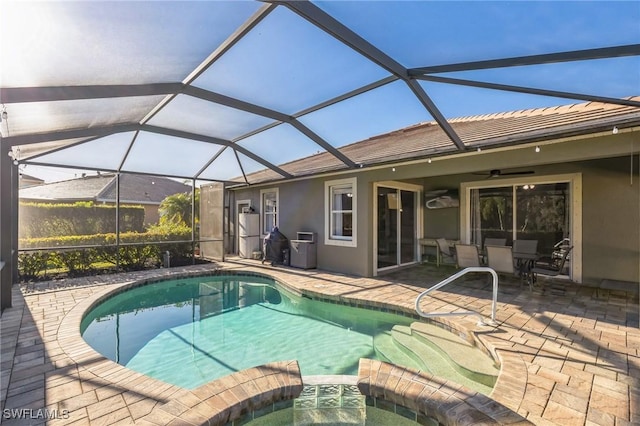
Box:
<box><xmin>234</xmin><ymin>97</ymin><xmax>640</xmax><ymax>185</ymax></box>
<box><xmin>99</xmin><ymin>174</ymin><xmax>192</xmax><ymax>204</ymax></box>
<box><xmin>19</xmin><ymin>173</ymin><xmax>191</xmax><ymax>204</ymax></box>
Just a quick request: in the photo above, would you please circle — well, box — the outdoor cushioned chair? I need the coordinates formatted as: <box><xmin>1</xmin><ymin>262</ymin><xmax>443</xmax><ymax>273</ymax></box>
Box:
<box><xmin>454</xmin><ymin>243</ymin><xmax>481</xmax><ymax>268</ymax></box>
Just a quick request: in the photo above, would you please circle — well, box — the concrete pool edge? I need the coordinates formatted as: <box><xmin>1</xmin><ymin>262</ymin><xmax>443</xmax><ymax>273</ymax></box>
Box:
<box><xmin>56</xmin><ymin>265</ymin><xmax>530</xmax><ymax>425</ymax></box>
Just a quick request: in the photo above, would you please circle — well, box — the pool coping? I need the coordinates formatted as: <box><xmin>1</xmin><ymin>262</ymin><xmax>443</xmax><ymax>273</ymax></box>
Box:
<box><xmin>57</xmin><ymin>266</ymin><xmax>529</xmax><ymax>425</ymax></box>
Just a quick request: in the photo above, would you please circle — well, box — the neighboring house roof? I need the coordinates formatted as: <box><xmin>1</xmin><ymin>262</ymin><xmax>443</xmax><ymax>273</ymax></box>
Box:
<box><xmin>98</xmin><ymin>174</ymin><xmax>192</xmax><ymax>204</ymax></box>
<box><xmin>234</xmin><ymin>97</ymin><xmax>640</xmax><ymax>185</ymax></box>
<box><xmin>19</xmin><ymin>173</ymin><xmax>191</xmax><ymax>204</ymax></box>
<box><xmin>18</xmin><ymin>173</ymin><xmax>44</xmax><ymax>189</ymax></box>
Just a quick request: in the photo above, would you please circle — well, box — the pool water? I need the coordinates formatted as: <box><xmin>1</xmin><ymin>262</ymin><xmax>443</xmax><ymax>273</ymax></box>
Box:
<box><xmin>81</xmin><ymin>275</ymin><xmax>415</xmax><ymax>389</ymax></box>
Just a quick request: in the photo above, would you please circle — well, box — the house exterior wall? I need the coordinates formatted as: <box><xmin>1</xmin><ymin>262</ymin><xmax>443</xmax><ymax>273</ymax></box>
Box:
<box><xmin>580</xmin><ymin>156</ymin><xmax>639</xmax><ymax>284</ymax></box>
<box><xmin>230</xmin><ymin>131</ymin><xmax>639</xmax><ymax>285</ymax></box>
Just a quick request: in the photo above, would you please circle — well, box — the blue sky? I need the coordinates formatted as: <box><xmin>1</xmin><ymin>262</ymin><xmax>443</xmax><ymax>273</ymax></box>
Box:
<box><xmin>5</xmin><ymin>1</ymin><xmax>639</xmax><ymax>183</ymax></box>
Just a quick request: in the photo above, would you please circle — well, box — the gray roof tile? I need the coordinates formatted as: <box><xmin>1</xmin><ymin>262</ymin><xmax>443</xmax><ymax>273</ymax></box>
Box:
<box><xmin>20</xmin><ymin>173</ymin><xmax>190</xmax><ymax>204</ymax></box>
<box><xmin>234</xmin><ymin>97</ymin><xmax>640</xmax><ymax>185</ymax></box>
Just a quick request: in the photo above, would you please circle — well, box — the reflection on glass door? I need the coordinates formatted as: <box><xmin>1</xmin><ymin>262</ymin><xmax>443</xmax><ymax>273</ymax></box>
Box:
<box><xmin>377</xmin><ymin>187</ymin><xmax>417</xmax><ymax>270</ymax></box>
<box><xmin>470</xmin><ymin>187</ymin><xmax>513</xmax><ymax>246</ymax></box>
<box><xmin>469</xmin><ymin>182</ymin><xmax>570</xmax><ymax>272</ymax></box>
<box><xmin>515</xmin><ymin>183</ymin><xmax>569</xmax><ymax>256</ymax></box>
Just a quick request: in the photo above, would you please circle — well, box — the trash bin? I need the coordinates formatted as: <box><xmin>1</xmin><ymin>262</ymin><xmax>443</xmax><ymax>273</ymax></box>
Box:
<box><xmin>290</xmin><ymin>232</ymin><xmax>317</xmax><ymax>269</ymax></box>
<box><xmin>262</xmin><ymin>227</ymin><xmax>289</xmax><ymax>266</ymax></box>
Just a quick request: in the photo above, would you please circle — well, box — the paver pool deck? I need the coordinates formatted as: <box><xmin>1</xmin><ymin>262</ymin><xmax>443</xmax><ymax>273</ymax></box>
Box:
<box><xmin>1</xmin><ymin>259</ymin><xmax>638</xmax><ymax>425</ymax></box>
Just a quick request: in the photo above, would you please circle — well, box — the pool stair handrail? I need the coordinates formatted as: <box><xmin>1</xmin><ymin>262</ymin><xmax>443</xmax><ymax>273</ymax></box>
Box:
<box><xmin>414</xmin><ymin>266</ymin><xmax>498</xmax><ymax>326</ymax></box>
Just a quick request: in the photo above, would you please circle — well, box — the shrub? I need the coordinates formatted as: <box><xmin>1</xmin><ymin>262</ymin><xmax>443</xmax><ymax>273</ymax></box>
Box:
<box><xmin>19</xmin><ymin>202</ymin><xmax>145</xmax><ymax>238</ymax></box>
<box><xmin>18</xmin><ymin>251</ymin><xmax>51</xmax><ymax>280</ymax></box>
<box><xmin>18</xmin><ymin>226</ymin><xmax>194</xmax><ymax>279</ymax></box>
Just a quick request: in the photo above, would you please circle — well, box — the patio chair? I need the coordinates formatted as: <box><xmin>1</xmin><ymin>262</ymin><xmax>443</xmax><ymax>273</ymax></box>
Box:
<box><xmin>486</xmin><ymin>245</ymin><xmax>527</xmax><ymax>289</ymax></box>
<box><xmin>486</xmin><ymin>245</ymin><xmax>515</xmax><ymax>275</ymax></box>
<box><xmin>480</xmin><ymin>237</ymin><xmax>507</xmax><ymax>264</ymax></box>
<box><xmin>484</xmin><ymin>237</ymin><xmax>507</xmax><ymax>248</ymax></box>
<box><xmin>454</xmin><ymin>243</ymin><xmax>481</xmax><ymax>268</ymax></box>
<box><xmin>531</xmin><ymin>246</ymin><xmax>573</xmax><ymax>283</ymax></box>
<box><xmin>435</xmin><ymin>238</ymin><xmax>456</xmax><ymax>266</ymax></box>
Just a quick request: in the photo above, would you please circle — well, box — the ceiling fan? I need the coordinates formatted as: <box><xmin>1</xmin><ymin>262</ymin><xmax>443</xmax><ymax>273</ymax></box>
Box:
<box><xmin>473</xmin><ymin>169</ymin><xmax>535</xmax><ymax>178</ymax></box>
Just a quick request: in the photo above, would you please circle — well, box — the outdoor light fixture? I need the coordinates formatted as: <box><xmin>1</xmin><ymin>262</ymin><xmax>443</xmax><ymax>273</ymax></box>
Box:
<box><xmin>535</xmin><ymin>145</ymin><xmax>541</xmax><ymax>153</ymax></box>
<box><xmin>477</xmin><ymin>147</ymin><xmax>482</xmax><ymax>152</ymax></box>
<box><xmin>392</xmin><ymin>167</ymin><xmax>396</xmax><ymax>172</ymax></box>
<box><xmin>613</xmin><ymin>126</ymin><xmax>619</xmax><ymax>134</ymax></box>
<box><xmin>427</xmin><ymin>158</ymin><xmax>432</xmax><ymax>164</ymax></box>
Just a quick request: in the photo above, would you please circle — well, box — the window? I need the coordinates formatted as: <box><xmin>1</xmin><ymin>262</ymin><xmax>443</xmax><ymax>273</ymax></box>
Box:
<box><xmin>325</xmin><ymin>178</ymin><xmax>357</xmax><ymax>247</ymax></box>
<box><xmin>260</xmin><ymin>188</ymin><xmax>278</xmax><ymax>235</ymax></box>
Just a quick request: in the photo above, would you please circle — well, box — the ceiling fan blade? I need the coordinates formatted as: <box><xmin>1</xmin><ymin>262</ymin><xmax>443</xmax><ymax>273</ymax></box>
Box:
<box><xmin>501</xmin><ymin>171</ymin><xmax>535</xmax><ymax>176</ymax></box>
<box><xmin>472</xmin><ymin>169</ymin><xmax>535</xmax><ymax>178</ymax></box>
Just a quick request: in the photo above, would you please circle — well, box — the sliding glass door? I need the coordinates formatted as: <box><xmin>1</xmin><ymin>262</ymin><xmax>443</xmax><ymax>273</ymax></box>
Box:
<box><xmin>376</xmin><ymin>185</ymin><xmax>418</xmax><ymax>270</ymax></box>
<box><xmin>468</xmin><ymin>181</ymin><xmax>571</xmax><ymax>274</ymax></box>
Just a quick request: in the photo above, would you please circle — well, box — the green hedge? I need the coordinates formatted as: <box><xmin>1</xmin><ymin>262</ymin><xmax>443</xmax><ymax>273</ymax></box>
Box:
<box><xmin>18</xmin><ymin>227</ymin><xmax>194</xmax><ymax>280</ymax></box>
<box><xmin>19</xmin><ymin>202</ymin><xmax>145</xmax><ymax>238</ymax></box>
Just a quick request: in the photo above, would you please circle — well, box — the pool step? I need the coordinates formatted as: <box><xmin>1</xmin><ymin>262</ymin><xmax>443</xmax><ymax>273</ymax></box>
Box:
<box><xmin>389</xmin><ymin>324</ymin><xmax>497</xmax><ymax>394</ymax></box>
<box><xmin>390</xmin><ymin>325</ymin><xmax>456</xmax><ymax>378</ymax></box>
<box><xmin>409</xmin><ymin>322</ymin><xmax>498</xmax><ymax>388</ymax></box>
<box><xmin>372</xmin><ymin>331</ymin><xmax>424</xmax><ymax>372</ymax></box>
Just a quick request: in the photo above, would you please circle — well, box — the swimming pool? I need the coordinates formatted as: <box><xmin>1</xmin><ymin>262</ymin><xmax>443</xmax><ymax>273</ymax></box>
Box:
<box><xmin>81</xmin><ymin>273</ymin><xmax>495</xmax><ymax>392</ymax></box>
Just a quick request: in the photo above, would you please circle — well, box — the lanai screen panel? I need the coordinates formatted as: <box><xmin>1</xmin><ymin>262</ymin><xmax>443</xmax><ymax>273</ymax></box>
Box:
<box><xmin>315</xmin><ymin>1</ymin><xmax>638</xmax><ymax>66</ymax></box>
<box><xmin>121</xmin><ymin>133</ymin><xmax>224</xmax><ymax>178</ymax></box>
<box><xmin>192</xmin><ymin>5</ymin><xmax>390</xmax><ymax>114</ymax></box>
<box><xmin>30</xmin><ymin>133</ymin><xmax>138</xmax><ymax>172</ymax></box>
<box><xmin>1</xmin><ymin>1</ymin><xmax>261</xmax><ymax>87</ymax></box>
<box><xmin>146</xmin><ymin>95</ymin><xmax>275</xmax><ymax>141</ymax></box>
<box><xmin>236</xmin><ymin>124</ymin><xmax>329</xmax><ymax>168</ymax></box>
<box><xmin>298</xmin><ymin>80</ymin><xmax>435</xmax><ymax>149</ymax></box>
<box><xmin>3</xmin><ymin>97</ymin><xmax>164</xmax><ymax>139</ymax></box>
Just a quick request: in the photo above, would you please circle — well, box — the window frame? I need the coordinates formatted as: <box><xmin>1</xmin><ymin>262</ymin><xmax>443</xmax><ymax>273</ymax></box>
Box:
<box><xmin>324</xmin><ymin>177</ymin><xmax>357</xmax><ymax>247</ymax></box>
<box><xmin>260</xmin><ymin>188</ymin><xmax>279</xmax><ymax>235</ymax></box>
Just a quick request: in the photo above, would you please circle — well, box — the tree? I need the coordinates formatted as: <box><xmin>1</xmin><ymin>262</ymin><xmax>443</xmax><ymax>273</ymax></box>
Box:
<box><xmin>158</xmin><ymin>190</ymin><xmax>200</xmax><ymax>226</ymax></box>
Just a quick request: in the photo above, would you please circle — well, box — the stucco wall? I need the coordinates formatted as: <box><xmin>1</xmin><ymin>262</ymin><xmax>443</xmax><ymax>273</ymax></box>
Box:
<box><xmin>230</xmin><ymin>134</ymin><xmax>639</xmax><ymax>284</ymax></box>
<box><xmin>580</xmin><ymin>156</ymin><xmax>639</xmax><ymax>284</ymax></box>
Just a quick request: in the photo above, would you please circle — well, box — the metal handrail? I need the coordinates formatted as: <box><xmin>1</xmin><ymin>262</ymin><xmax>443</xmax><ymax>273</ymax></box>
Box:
<box><xmin>414</xmin><ymin>266</ymin><xmax>498</xmax><ymax>326</ymax></box>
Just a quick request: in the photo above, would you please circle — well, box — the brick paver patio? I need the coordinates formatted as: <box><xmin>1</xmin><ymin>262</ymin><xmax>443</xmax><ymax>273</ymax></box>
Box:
<box><xmin>1</xmin><ymin>259</ymin><xmax>638</xmax><ymax>425</ymax></box>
